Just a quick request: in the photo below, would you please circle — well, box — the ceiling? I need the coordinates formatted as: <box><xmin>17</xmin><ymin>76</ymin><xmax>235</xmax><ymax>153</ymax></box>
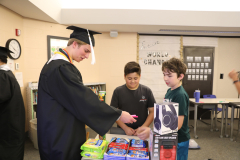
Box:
<box><xmin>1</xmin><ymin>0</ymin><xmax>240</xmax><ymax>37</ymax></box>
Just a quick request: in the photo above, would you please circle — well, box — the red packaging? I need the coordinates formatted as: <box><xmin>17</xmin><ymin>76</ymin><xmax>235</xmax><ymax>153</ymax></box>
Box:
<box><xmin>128</xmin><ymin>147</ymin><xmax>148</xmax><ymax>152</ymax></box>
<box><xmin>108</xmin><ymin>142</ymin><xmax>128</xmax><ymax>150</ymax></box>
<box><xmin>160</xmin><ymin>145</ymin><xmax>176</xmax><ymax>160</ymax></box>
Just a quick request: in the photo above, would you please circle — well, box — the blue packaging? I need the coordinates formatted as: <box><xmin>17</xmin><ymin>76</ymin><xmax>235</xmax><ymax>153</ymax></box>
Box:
<box><xmin>131</xmin><ymin>139</ymin><xmax>146</xmax><ymax>148</ymax></box>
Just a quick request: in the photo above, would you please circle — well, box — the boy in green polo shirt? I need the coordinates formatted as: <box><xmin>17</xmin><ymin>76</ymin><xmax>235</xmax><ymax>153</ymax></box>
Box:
<box><xmin>136</xmin><ymin>57</ymin><xmax>190</xmax><ymax>159</ymax></box>
<box><xmin>162</xmin><ymin>57</ymin><xmax>190</xmax><ymax>160</ymax></box>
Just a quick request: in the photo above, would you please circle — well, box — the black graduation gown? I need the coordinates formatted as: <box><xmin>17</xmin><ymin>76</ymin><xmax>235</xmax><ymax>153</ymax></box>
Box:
<box><xmin>0</xmin><ymin>70</ymin><xmax>25</xmax><ymax>160</ymax></box>
<box><xmin>37</xmin><ymin>59</ymin><xmax>121</xmax><ymax>160</ymax></box>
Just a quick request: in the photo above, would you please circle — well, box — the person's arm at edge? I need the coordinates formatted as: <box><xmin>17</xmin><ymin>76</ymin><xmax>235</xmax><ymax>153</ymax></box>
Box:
<box><xmin>228</xmin><ymin>69</ymin><xmax>240</xmax><ymax>94</ymax></box>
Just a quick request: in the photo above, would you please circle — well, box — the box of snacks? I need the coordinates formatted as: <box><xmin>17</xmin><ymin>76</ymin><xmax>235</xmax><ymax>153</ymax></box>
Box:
<box><xmin>104</xmin><ymin>137</ymin><xmax>149</xmax><ymax>160</ymax></box>
<box><xmin>80</xmin><ymin>138</ymin><xmax>109</xmax><ymax>159</ymax></box>
<box><xmin>126</xmin><ymin>139</ymin><xmax>149</xmax><ymax>160</ymax></box>
<box><xmin>104</xmin><ymin>137</ymin><xmax>130</xmax><ymax>160</ymax></box>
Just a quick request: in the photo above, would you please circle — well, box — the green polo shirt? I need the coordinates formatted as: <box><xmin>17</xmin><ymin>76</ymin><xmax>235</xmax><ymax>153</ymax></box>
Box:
<box><xmin>165</xmin><ymin>85</ymin><xmax>190</xmax><ymax>143</ymax></box>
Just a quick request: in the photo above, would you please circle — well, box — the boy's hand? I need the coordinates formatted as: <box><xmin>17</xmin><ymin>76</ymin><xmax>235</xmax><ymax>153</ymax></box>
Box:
<box><xmin>136</xmin><ymin>126</ymin><xmax>150</xmax><ymax>140</ymax></box>
<box><xmin>119</xmin><ymin>111</ymin><xmax>137</xmax><ymax>124</ymax></box>
<box><xmin>134</xmin><ymin>127</ymin><xmax>141</xmax><ymax>136</ymax></box>
<box><xmin>123</xmin><ymin>126</ymin><xmax>136</xmax><ymax>136</ymax></box>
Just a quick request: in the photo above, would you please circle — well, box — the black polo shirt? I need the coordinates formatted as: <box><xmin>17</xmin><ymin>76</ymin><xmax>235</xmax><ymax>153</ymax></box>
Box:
<box><xmin>111</xmin><ymin>84</ymin><xmax>156</xmax><ymax>129</ymax></box>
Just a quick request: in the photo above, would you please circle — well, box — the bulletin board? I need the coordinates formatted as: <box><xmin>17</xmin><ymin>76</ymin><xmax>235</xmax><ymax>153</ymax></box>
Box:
<box><xmin>138</xmin><ymin>36</ymin><xmax>181</xmax><ymax>103</ymax></box>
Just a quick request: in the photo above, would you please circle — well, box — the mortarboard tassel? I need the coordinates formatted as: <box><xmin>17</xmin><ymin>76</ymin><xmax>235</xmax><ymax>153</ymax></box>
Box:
<box><xmin>87</xmin><ymin>29</ymin><xmax>95</xmax><ymax>65</ymax></box>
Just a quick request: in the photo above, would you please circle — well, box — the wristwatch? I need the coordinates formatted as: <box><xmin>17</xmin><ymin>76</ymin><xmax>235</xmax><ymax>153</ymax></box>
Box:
<box><xmin>233</xmin><ymin>80</ymin><xmax>240</xmax><ymax>84</ymax></box>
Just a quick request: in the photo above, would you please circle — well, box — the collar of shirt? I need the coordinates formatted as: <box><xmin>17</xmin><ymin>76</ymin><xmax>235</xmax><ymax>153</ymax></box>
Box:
<box><xmin>0</xmin><ymin>64</ymin><xmax>10</xmax><ymax>71</ymax></box>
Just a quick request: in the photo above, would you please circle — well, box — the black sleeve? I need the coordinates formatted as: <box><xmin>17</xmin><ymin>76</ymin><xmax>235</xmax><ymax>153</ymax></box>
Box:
<box><xmin>47</xmin><ymin>64</ymin><xmax>121</xmax><ymax>135</ymax></box>
<box><xmin>0</xmin><ymin>72</ymin><xmax>12</xmax><ymax>103</ymax></box>
<box><xmin>147</xmin><ymin>88</ymin><xmax>156</xmax><ymax>108</ymax></box>
<box><xmin>110</xmin><ymin>88</ymin><xmax>119</xmax><ymax>108</ymax></box>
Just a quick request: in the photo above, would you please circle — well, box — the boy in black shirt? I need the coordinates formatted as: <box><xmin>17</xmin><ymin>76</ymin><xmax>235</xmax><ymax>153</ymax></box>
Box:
<box><xmin>111</xmin><ymin>61</ymin><xmax>156</xmax><ymax>135</ymax></box>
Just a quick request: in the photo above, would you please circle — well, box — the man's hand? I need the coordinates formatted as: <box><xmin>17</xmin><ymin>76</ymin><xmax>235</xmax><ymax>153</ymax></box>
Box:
<box><xmin>119</xmin><ymin>111</ymin><xmax>137</xmax><ymax>124</ymax></box>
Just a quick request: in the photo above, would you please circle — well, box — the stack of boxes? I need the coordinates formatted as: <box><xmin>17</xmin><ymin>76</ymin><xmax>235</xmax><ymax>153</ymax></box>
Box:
<box><xmin>152</xmin><ymin>102</ymin><xmax>179</xmax><ymax>160</ymax></box>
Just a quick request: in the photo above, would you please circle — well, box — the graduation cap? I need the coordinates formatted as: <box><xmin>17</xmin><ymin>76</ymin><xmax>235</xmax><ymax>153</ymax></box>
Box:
<box><xmin>0</xmin><ymin>46</ymin><xmax>13</xmax><ymax>58</ymax></box>
<box><xmin>67</xmin><ymin>26</ymin><xmax>101</xmax><ymax>65</ymax></box>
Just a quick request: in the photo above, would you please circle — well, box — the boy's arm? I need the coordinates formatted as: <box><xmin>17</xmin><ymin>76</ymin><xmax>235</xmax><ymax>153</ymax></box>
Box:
<box><xmin>178</xmin><ymin>115</ymin><xmax>184</xmax><ymax>130</ymax></box>
<box><xmin>141</xmin><ymin>107</ymin><xmax>154</xmax><ymax>127</ymax></box>
<box><xmin>142</xmin><ymin>88</ymin><xmax>156</xmax><ymax>127</ymax></box>
<box><xmin>116</xmin><ymin>120</ymin><xmax>128</xmax><ymax>129</ymax></box>
<box><xmin>116</xmin><ymin>120</ymin><xmax>136</xmax><ymax>135</ymax></box>
<box><xmin>134</xmin><ymin>108</ymin><xmax>153</xmax><ymax>136</ymax></box>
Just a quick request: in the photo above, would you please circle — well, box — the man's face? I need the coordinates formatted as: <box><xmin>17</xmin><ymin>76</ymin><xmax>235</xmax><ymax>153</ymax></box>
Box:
<box><xmin>163</xmin><ymin>69</ymin><xmax>183</xmax><ymax>90</ymax></box>
<box><xmin>73</xmin><ymin>43</ymin><xmax>91</xmax><ymax>62</ymax></box>
<box><xmin>124</xmin><ymin>72</ymin><xmax>141</xmax><ymax>90</ymax></box>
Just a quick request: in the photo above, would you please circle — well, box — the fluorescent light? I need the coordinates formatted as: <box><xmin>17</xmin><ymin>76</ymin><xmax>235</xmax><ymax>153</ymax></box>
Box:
<box><xmin>159</xmin><ymin>29</ymin><xmax>240</xmax><ymax>34</ymax></box>
<box><xmin>61</xmin><ymin>0</ymin><xmax>240</xmax><ymax>11</ymax></box>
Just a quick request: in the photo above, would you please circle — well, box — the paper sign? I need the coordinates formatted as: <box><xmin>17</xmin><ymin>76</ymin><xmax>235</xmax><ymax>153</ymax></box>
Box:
<box><xmin>7</xmin><ymin>59</ymin><xmax>15</xmax><ymax>71</ymax></box>
<box><xmin>196</xmin><ymin>69</ymin><xmax>199</xmax><ymax>74</ymax></box>
<box><xmin>196</xmin><ymin>75</ymin><xmax>199</xmax><ymax>80</ymax></box>
<box><xmin>15</xmin><ymin>72</ymin><xmax>23</xmax><ymax>87</ymax></box>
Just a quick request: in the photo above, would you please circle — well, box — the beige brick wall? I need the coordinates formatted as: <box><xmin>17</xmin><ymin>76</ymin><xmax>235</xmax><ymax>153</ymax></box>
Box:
<box><xmin>0</xmin><ymin>5</ymin><xmax>137</xmax><ymax>131</ymax></box>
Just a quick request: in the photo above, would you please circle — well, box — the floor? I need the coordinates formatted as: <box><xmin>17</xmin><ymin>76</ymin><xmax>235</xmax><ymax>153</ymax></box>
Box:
<box><xmin>24</xmin><ymin>119</ymin><xmax>240</xmax><ymax>160</ymax></box>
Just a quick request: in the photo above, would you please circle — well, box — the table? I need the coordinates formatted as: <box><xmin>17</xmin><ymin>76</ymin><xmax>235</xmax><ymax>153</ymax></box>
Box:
<box><xmin>228</xmin><ymin>101</ymin><xmax>240</xmax><ymax>141</ymax></box>
<box><xmin>95</xmin><ymin>133</ymin><xmax>141</xmax><ymax>141</ymax></box>
<box><xmin>189</xmin><ymin>98</ymin><xmax>229</xmax><ymax>139</ymax></box>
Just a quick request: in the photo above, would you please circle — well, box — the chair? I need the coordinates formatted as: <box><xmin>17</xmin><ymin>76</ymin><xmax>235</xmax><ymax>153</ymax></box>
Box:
<box><xmin>188</xmin><ymin>106</ymin><xmax>195</xmax><ymax>129</ymax></box>
<box><xmin>200</xmin><ymin>94</ymin><xmax>221</xmax><ymax>131</ymax></box>
<box><xmin>234</xmin><ymin>106</ymin><xmax>240</xmax><ymax>142</ymax></box>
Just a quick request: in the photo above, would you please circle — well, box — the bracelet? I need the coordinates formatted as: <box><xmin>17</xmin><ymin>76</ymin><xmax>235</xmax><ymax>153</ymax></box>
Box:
<box><xmin>233</xmin><ymin>80</ymin><xmax>240</xmax><ymax>84</ymax></box>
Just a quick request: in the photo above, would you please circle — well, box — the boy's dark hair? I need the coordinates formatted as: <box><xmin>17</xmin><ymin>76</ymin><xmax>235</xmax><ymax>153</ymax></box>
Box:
<box><xmin>124</xmin><ymin>61</ymin><xmax>141</xmax><ymax>76</ymax></box>
<box><xmin>0</xmin><ymin>56</ymin><xmax>7</xmax><ymax>63</ymax></box>
<box><xmin>162</xmin><ymin>57</ymin><xmax>187</xmax><ymax>77</ymax></box>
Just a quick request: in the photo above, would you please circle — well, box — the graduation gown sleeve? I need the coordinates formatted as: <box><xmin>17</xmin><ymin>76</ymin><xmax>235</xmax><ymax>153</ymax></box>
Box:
<box><xmin>0</xmin><ymin>72</ymin><xmax>12</xmax><ymax>103</ymax></box>
<box><xmin>45</xmin><ymin>62</ymin><xmax>121</xmax><ymax>135</ymax></box>
<box><xmin>0</xmin><ymin>71</ymin><xmax>25</xmax><ymax>160</ymax></box>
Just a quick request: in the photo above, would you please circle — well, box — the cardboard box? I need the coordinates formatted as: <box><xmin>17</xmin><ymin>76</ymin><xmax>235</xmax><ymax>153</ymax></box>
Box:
<box><xmin>104</xmin><ymin>138</ymin><xmax>149</xmax><ymax>160</ymax></box>
<box><xmin>104</xmin><ymin>137</ymin><xmax>129</xmax><ymax>160</ymax></box>
<box><xmin>126</xmin><ymin>139</ymin><xmax>149</xmax><ymax>160</ymax></box>
<box><xmin>154</xmin><ymin>102</ymin><xmax>179</xmax><ymax>135</ymax></box>
<box><xmin>151</xmin><ymin>132</ymin><xmax>178</xmax><ymax>160</ymax></box>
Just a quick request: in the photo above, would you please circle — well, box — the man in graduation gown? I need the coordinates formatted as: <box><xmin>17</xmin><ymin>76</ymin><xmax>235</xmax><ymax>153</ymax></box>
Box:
<box><xmin>37</xmin><ymin>26</ymin><xmax>136</xmax><ymax>160</ymax></box>
<box><xmin>0</xmin><ymin>46</ymin><xmax>25</xmax><ymax>160</ymax></box>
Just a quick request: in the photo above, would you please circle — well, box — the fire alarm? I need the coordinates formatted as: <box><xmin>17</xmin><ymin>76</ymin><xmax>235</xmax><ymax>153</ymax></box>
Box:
<box><xmin>16</xmin><ymin>29</ymin><xmax>21</xmax><ymax>36</ymax></box>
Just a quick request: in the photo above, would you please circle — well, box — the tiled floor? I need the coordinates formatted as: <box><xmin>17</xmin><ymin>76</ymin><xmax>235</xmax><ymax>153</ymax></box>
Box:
<box><xmin>24</xmin><ymin>119</ymin><xmax>240</xmax><ymax>160</ymax></box>
<box><xmin>24</xmin><ymin>138</ymin><xmax>40</xmax><ymax>160</ymax></box>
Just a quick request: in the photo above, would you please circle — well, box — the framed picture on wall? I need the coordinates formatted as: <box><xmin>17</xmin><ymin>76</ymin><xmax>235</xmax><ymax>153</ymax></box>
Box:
<box><xmin>47</xmin><ymin>35</ymin><xmax>69</xmax><ymax>60</ymax></box>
